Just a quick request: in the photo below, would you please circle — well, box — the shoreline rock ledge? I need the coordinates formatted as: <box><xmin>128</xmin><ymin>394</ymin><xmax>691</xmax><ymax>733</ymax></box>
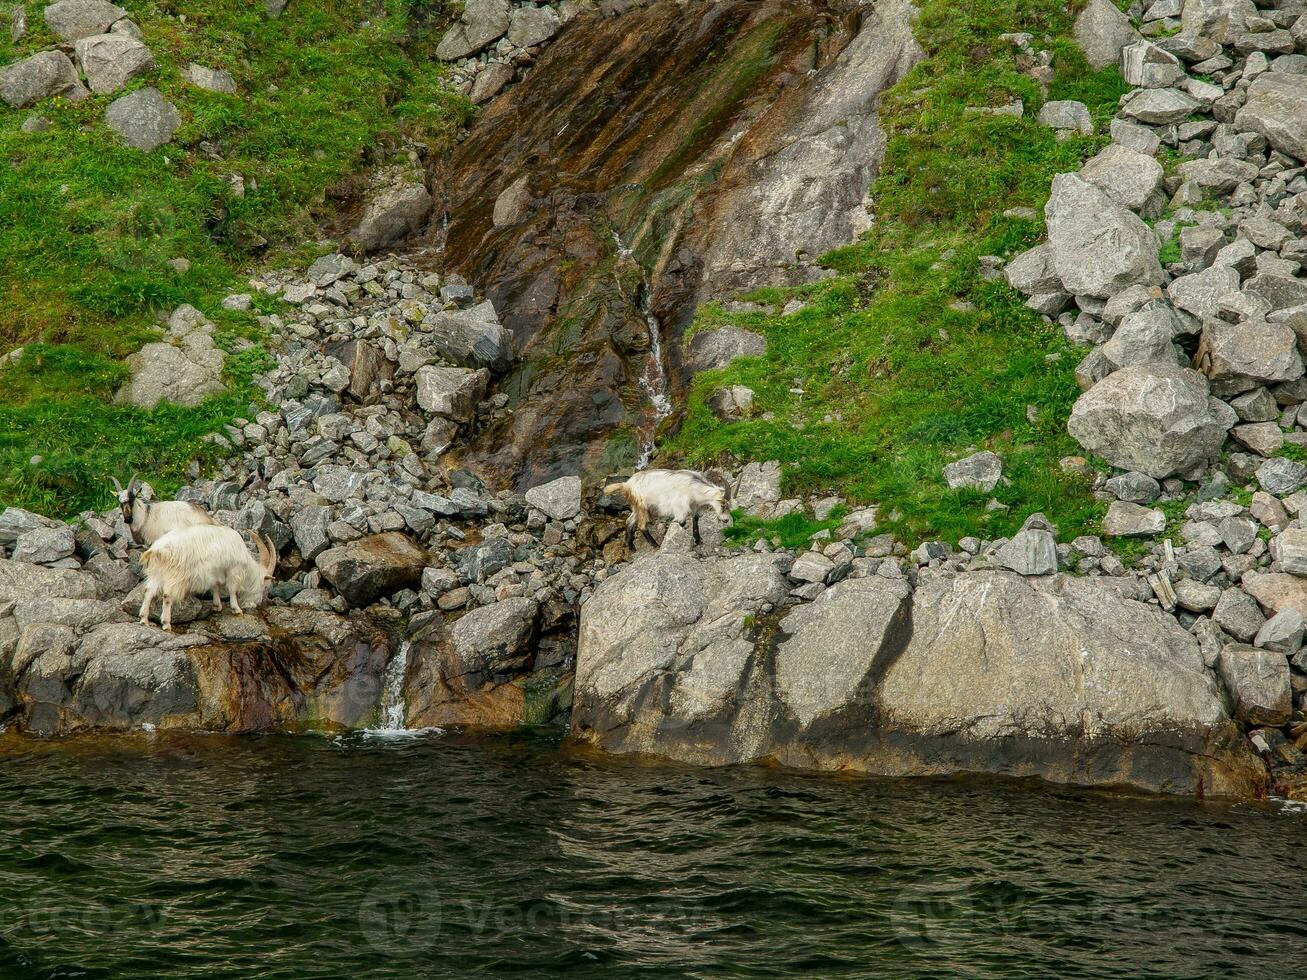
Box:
<box><xmin>570</xmin><ymin>554</ymin><xmax>1265</xmax><ymax>799</ymax></box>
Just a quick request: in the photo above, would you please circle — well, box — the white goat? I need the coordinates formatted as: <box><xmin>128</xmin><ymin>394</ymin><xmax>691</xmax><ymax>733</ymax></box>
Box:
<box><xmin>112</xmin><ymin>474</ymin><xmax>215</xmax><ymax>546</ymax></box>
<box><xmin>604</xmin><ymin>469</ymin><xmax>732</xmax><ymax>549</ymax></box>
<box><xmin>139</xmin><ymin>526</ymin><xmax>277</xmax><ymax>631</ymax></box>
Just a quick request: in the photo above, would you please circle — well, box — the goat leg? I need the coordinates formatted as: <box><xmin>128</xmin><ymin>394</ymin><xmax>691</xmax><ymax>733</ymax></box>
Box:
<box><xmin>642</xmin><ymin>526</ymin><xmax>659</xmax><ymax>548</ymax></box>
<box><xmin>211</xmin><ymin>589</ymin><xmax>222</xmax><ymax>612</ymax></box>
<box><xmin>161</xmin><ymin>596</ymin><xmax>173</xmax><ymax>632</ymax></box>
<box><xmin>692</xmin><ymin>513</ymin><xmax>702</xmax><ymax>546</ymax></box>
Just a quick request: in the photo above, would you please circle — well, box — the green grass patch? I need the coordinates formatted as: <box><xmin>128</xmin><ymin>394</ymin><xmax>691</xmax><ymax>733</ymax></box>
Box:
<box><xmin>0</xmin><ymin>0</ymin><xmax>467</xmax><ymax>516</ymax></box>
<box><xmin>666</xmin><ymin>0</ymin><xmax>1128</xmax><ymax>545</ymax></box>
<box><xmin>725</xmin><ymin>507</ymin><xmax>847</xmax><ymax>550</ymax></box>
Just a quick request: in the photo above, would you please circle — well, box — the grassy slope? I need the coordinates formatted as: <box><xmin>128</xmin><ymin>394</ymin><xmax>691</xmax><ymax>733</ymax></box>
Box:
<box><xmin>0</xmin><ymin>0</ymin><xmax>465</xmax><ymax>516</ymax></box>
<box><xmin>668</xmin><ymin>0</ymin><xmax>1130</xmax><ymax>545</ymax></box>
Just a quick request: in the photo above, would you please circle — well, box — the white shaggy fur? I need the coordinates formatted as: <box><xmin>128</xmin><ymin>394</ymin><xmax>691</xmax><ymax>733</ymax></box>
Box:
<box><xmin>112</xmin><ymin>475</ymin><xmax>215</xmax><ymax>546</ymax></box>
<box><xmin>139</xmin><ymin>525</ymin><xmax>277</xmax><ymax>631</ymax></box>
<box><xmin>604</xmin><ymin>469</ymin><xmax>731</xmax><ymax>548</ymax></box>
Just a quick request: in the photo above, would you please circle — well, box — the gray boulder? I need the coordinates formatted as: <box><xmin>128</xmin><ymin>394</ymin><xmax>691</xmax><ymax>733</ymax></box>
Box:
<box><xmin>435</xmin><ymin>0</ymin><xmax>511</xmax><ymax>60</ymax></box>
<box><xmin>1003</xmin><ymin>243</ymin><xmax>1062</xmax><ymax>295</ymax></box>
<box><xmin>1181</xmin><ymin>0</ymin><xmax>1254</xmax><ymax>42</ymax></box>
<box><xmin>571</xmin><ymin>561</ymin><xmax>1263</xmax><ymax>798</ymax></box>
<box><xmin>1167</xmin><ymin>265</ymin><xmax>1241</xmax><ymax>320</ymax></box>
<box><xmin>115</xmin><ymin>305</ymin><xmax>225</xmax><ymax>408</ymax></box>
<box><xmin>507</xmin><ymin>4</ymin><xmax>559</xmax><ymax>48</ymax></box>
<box><xmin>1067</xmin><ymin>361</ymin><xmax>1232</xmax><ymax>479</ymax></box>
<box><xmin>0</xmin><ymin>557</ymin><xmax>95</xmax><ymax>601</ymax></box>
<box><xmin>1195</xmin><ymin>318</ymin><xmax>1303</xmax><ymax>397</ymax></box>
<box><xmin>1217</xmin><ymin>644</ymin><xmax>1291</xmax><ymax>725</ymax></box>
<box><xmin>1236</xmin><ymin>72</ymin><xmax>1307</xmax><ymax>161</ymax></box>
<box><xmin>0</xmin><ymin>508</ymin><xmax>53</xmax><ymax>546</ymax></box>
<box><xmin>1256</xmin><ymin>457</ymin><xmax>1307</xmax><ymax>495</ymax></box>
<box><xmin>1078</xmin><ymin>143</ymin><xmax>1164</xmax><ymax>213</ymax></box>
<box><xmin>773</xmin><ymin>577</ymin><xmax>912</xmax><ymax>728</ymax></box>
<box><xmin>686</xmin><ymin>327</ymin><xmax>767</xmax><ymax>373</ymax></box>
<box><xmin>424</xmin><ymin>303</ymin><xmax>513</xmax><ymax>374</ymax></box>
<box><xmin>1101</xmin><ymin>304</ymin><xmax>1179</xmax><ymax>370</ymax></box>
<box><xmin>1074</xmin><ymin>0</ymin><xmax>1142</xmax><ymax>69</ymax></box>
<box><xmin>1102</xmin><ymin>500</ymin><xmax>1165</xmax><ymax>537</ymax></box>
<box><xmin>1036</xmin><ymin>100</ymin><xmax>1092</xmax><ymax>133</ymax></box>
<box><xmin>491</xmin><ymin>175</ymin><xmax>531</xmax><ymax>227</ymax></box>
<box><xmin>74</xmin><ymin>32</ymin><xmax>154</xmax><ymax>93</ymax></box>
<box><xmin>414</xmin><ymin>365</ymin><xmax>489</xmax><ymax>422</ymax></box>
<box><xmin>994</xmin><ymin>528</ymin><xmax>1058</xmax><ymax>576</ymax></box>
<box><xmin>403</xmin><ymin>597</ymin><xmax>550</xmax><ymax>729</ymax></box>
<box><xmin>943</xmin><ymin>451</ymin><xmax>1002</xmax><ymax>492</ymax></box>
<box><xmin>352</xmin><ymin>166</ymin><xmax>432</xmax><ymax>251</ymax></box>
<box><xmin>1119</xmin><ymin>87</ymin><xmax>1201</xmax><ymax>124</ymax></box>
<box><xmin>524</xmin><ymin>475</ymin><xmax>582</xmax><ymax>521</ymax></box>
<box><xmin>104</xmin><ymin>87</ymin><xmax>181</xmax><ymax>151</ymax></box>
<box><xmin>315</xmin><ymin>532</ymin><xmax>427</xmax><ymax>607</ymax></box>
<box><xmin>734</xmin><ymin>460</ymin><xmax>782</xmax><ymax>516</ymax></box>
<box><xmin>289</xmin><ymin>505</ymin><xmax>332</xmax><ymax>561</ymax></box>
<box><xmin>1121</xmin><ymin>40</ymin><xmax>1186</xmax><ymax>87</ymax></box>
<box><xmin>43</xmin><ymin>0</ymin><xmax>125</xmax><ymax>40</ymax></box>
<box><xmin>0</xmin><ymin>50</ymin><xmax>88</xmax><ymax>108</ymax></box>
<box><xmin>1045</xmin><ymin>174</ymin><xmax>1162</xmax><ymax>298</ymax></box>
<box><xmin>12</xmin><ymin>525</ymin><xmax>76</xmax><ymax>564</ymax></box>
<box><xmin>182</xmin><ymin>63</ymin><xmax>237</xmax><ymax>95</ymax></box>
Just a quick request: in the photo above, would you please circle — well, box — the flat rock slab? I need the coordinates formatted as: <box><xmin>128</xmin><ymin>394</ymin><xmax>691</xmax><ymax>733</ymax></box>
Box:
<box><xmin>104</xmin><ymin>87</ymin><xmax>181</xmax><ymax>151</ymax></box>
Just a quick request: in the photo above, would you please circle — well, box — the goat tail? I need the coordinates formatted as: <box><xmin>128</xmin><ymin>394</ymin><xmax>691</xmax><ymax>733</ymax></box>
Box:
<box><xmin>140</xmin><ymin>548</ymin><xmax>154</xmax><ymax>566</ymax></box>
<box><xmin>603</xmin><ymin>482</ymin><xmax>628</xmax><ymax>498</ymax></box>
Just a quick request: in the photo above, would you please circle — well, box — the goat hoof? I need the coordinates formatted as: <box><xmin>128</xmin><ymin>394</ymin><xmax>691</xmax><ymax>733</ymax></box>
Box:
<box><xmin>162</xmin><ymin>624</ymin><xmax>172</xmax><ymax>632</ymax></box>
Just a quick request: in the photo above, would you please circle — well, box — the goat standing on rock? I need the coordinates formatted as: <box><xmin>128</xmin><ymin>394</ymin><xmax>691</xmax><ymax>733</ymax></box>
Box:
<box><xmin>139</xmin><ymin>526</ymin><xmax>278</xmax><ymax>631</ymax></box>
<box><xmin>604</xmin><ymin>469</ymin><xmax>732</xmax><ymax>549</ymax></box>
<box><xmin>112</xmin><ymin>474</ymin><xmax>215</xmax><ymax>545</ymax></box>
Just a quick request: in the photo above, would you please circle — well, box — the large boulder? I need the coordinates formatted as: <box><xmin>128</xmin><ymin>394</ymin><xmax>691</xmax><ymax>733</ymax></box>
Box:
<box><xmin>0</xmin><ymin>51</ymin><xmax>88</xmax><ymax>108</ymax></box>
<box><xmin>315</xmin><ymin>533</ymin><xmax>427</xmax><ymax>607</ymax></box>
<box><xmin>1195</xmin><ymin>318</ymin><xmax>1303</xmax><ymax>398</ymax></box>
<box><xmin>115</xmin><ymin>305</ymin><xmax>225</xmax><ymax>408</ymax></box>
<box><xmin>1074</xmin><ymin>0</ymin><xmax>1142</xmax><ymax>69</ymax></box>
<box><xmin>104</xmin><ymin>87</ymin><xmax>181</xmax><ymax>151</ymax></box>
<box><xmin>524</xmin><ymin>475</ymin><xmax>582</xmax><ymax>521</ymax></box>
<box><xmin>352</xmin><ymin>166</ymin><xmax>432</xmax><ymax>251</ymax></box>
<box><xmin>570</xmin><ymin>560</ymin><xmax>1264</xmax><ymax>798</ymax></box>
<box><xmin>686</xmin><ymin>327</ymin><xmax>767</xmax><ymax>373</ymax></box>
<box><xmin>435</xmin><ymin>0</ymin><xmax>511</xmax><ymax>60</ymax></box>
<box><xmin>423</xmin><ymin>303</ymin><xmax>514</xmax><ymax>374</ymax></box>
<box><xmin>3</xmin><ymin>610</ymin><xmax>394</xmax><ymax>735</ymax></box>
<box><xmin>1217</xmin><ymin>644</ymin><xmax>1292</xmax><ymax>725</ymax></box>
<box><xmin>74</xmin><ymin>32</ymin><xmax>154</xmax><ymax>94</ymax></box>
<box><xmin>1236</xmin><ymin>73</ymin><xmax>1307</xmax><ymax>162</ymax></box>
<box><xmin>414</xmin><ymin>365</ymin><xmax>489</xmax><ymax>422</ymax></box>
<box><xmin>507</xmin><ymin>4</ymin><xmax>560</xmax><ymax>48</ymax></box>
<box><xmin>1078</xmin><ymin>144</ymin><xmax>1164</xmax><ymax>213</ymax></box>
<box><xmin>403</xmin><ymin>598</ymin><xmax>559</xmax><ymax>728</ymax></box>
<box><xmin>1067</xmin><ymin>361</ymin><xmax>1233</xmax><ymax>479</ymax></box>
<box><xmin>572</xmin><ymin>551</ymin><xmax>791</xmax><ymax>763</ymax></box>
<box><xmin>43</xmin><ymin>0</ymin><xmax>125</xmax><ymax>40</ymax></box>
<box><xmin>1044</xmin><ymin>174</ymin><xmax>1163</xmax><ymax>299</ymax></box>
<box><xmin>0</xmin><ymin>558</ymin><xmax>97</xmax><ymax>603</ymax></box>
<box><xmin>1181</xmin><ymin>0</ymin><xmax>1256</xmax><ymax>44</ymax></box>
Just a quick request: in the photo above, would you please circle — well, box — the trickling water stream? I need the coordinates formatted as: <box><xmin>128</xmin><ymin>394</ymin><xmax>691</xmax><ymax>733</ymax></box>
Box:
<box><xmin>373</xmin><ymin>640</ymin><xmax>412</xmax><ymax>734</ymax></box>
<box><xmin>613</xmin><ymin>231</ymin><xmax>673</xmax><ymax>468</ymax></box>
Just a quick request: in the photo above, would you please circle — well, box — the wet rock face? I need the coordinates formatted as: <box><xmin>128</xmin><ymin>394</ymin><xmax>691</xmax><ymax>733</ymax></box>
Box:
<box><xmin>571</xmin><ymin>559</ymin><xmax>1265</xmax><ymax>798</ymax></box>
<box><xmin>0</xmin><ymin>579</ymin><xmax>394</xmax><ymax>736</ymax></box>
<box><xmin>433</xmin><ymin>0</ymin><xmax>919</xmax><ymax>489</ymax></box>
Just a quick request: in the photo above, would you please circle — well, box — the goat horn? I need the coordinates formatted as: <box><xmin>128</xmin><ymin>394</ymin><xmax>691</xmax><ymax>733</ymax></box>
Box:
<box><xmin>258</xmin><ymin>534</ymin><xmax>278</xmax><ymax>574</ymax></box>
<box><xmin>110</xmin><ymin>476</ymin><xmax>123</xmax><ymax>493</ymax></box>
<box><xmin>127</xmin><ymin>473</ymin><xmax>140</xmax><ymax>493</ymax></box>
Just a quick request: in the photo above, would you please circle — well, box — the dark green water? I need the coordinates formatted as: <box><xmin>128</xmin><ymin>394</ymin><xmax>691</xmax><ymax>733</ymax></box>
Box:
<box><xmin>1</xmin><ymin>731</ymin><xmax>1304</xmax><ymax>979</ymax></box>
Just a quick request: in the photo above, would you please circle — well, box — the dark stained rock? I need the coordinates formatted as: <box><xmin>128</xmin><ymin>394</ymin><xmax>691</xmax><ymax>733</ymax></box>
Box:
<box><xmin>315</xmin><ymin>533</ymin><xmax>427</xmax><ymax>608</ymax></box>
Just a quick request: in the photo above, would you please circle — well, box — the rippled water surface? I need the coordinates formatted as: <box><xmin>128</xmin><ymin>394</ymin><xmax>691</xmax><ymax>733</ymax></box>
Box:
<box><xmin>1</xmin><ymin>731</ymin><xmax>1304</xmax><ymax>978</ymax></box>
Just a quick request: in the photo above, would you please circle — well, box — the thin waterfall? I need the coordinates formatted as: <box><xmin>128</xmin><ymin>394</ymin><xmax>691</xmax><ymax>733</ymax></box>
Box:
<box><xmin>375</xmin><ymin>640</ymin><xmax>411</xmax><ymax>732</ymax></box>
<box><xmin>612</xmin><ymin>231</ymin><xmax>672</xmax><ymax>468</ymax></box>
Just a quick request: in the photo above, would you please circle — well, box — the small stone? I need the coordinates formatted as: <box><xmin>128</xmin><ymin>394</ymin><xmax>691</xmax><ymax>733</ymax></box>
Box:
<box><xmin>1212</xmin><ymin>588</ymin><xmax>1268</xmax><ymax>643</ymax></box>
<box><xmin>994</xmin><ymin>528</ymin><xmax>1058</xmax><ymax>576</ymax></box>
<box><xmin>1254</xmin><ymin>607</ymin><xmax>1304</xmax><ymax>655</ymax></box>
